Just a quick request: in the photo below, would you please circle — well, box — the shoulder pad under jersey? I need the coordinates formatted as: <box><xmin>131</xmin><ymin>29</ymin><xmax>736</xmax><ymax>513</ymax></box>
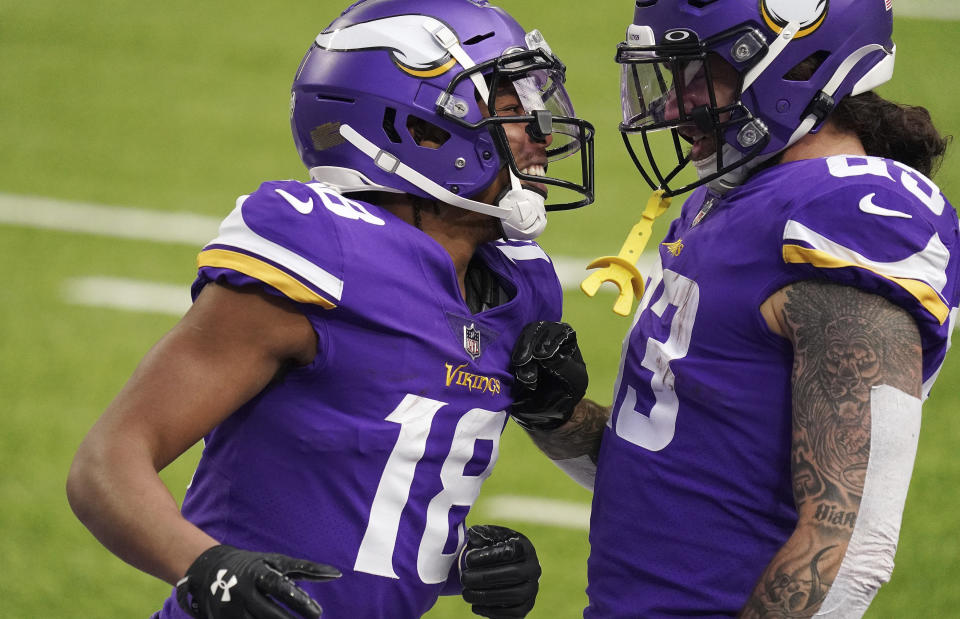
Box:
<box><xmin>195</xmin><ymin>180</ymin><xmax>389</xmax><ymax>308</ymax></box>
<box><xmin>488</xmin><ymin>239</ymin><xmax>563</xmax><ymax>321</ymax></box>
<box><xmin>778</xmin><ymin>155</ymin><xmax>959</xmax><ymax>327</ymax></box>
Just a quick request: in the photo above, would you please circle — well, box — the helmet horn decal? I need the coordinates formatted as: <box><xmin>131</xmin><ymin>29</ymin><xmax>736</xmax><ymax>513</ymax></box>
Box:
<box><xmin>316</xmin><ymin>15</ymin><xmax>459</xmax><ymax>77</ymax></box>
<box><xmin>760</xmin><ymin>0</ymin><xmax>829</xmax><ymax>39</ymax></box>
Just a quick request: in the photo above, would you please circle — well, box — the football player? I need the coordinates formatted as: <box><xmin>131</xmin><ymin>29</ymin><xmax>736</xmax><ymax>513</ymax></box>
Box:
<box><xmin>66</xmin><ymin>1</ymin><xmax>594</xmax><ymax>618</ymax></box>
<box><xmin>509</xmin><ymin>0</ymin><xmax>958</xmax><ymax>616</ymax></box>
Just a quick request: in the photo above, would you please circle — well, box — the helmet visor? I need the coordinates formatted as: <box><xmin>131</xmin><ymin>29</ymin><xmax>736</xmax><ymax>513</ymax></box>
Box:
<box><xmin>616</xmin><ymin>37</ymin><xmax>762</xmax><ymax>196</ymax></box>
<box><xmin>619</xmin><ymin>49</ymin><xmax>711</xmax><ymax>132</ymax></box>
<box><xmin>441</xmin><ymin>39</ymin><xmax>595</xmax><ymax>210</ymax></box>
<box><xmin>490</xmin><ymin>46</ymin><xmax>584</xmax><ymax>164</ymax></box>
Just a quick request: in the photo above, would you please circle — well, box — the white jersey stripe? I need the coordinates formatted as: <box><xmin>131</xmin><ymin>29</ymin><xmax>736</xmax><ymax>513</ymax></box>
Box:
<box><xmin>206</xmin><ymin>197</ymin><xmax>344</xmax><ymax>301</ymax></box>
<box><xmin>784</xmin><ymin>219</ymin><xmax>950</xmax><ymax>294</ymax></box>
<box><xmin>495</xmin><ymin>243</ymin><xmax>551</xmax><ymax>262</ymax></box>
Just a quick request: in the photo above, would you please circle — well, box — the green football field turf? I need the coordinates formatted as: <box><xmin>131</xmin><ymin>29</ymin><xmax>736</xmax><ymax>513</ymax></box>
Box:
<box><xmin>1</xmin><ymin>2</ymin><xmax>958</xmax><ymax>617</ymax></box>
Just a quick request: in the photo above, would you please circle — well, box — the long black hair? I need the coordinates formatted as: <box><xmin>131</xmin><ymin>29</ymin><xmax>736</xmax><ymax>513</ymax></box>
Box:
<box><xmin>832</xmin><ymin>92</ymin><xmax>950</xmax><ymax>178</ymax></box>
<box><xmin>785</xmin><ymin>55</ymin><xmax>951</xmax><ymax>178</ymax></box>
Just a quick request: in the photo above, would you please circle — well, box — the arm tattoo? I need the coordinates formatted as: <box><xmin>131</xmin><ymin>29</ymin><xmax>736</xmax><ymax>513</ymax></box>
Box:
<box><xmin>742</xmin><ymin>545</ymin><xmax>836</xmax><ymax>618</ymax></box>
<box><xmin>784</xmin><ymin>281</ymin><xmax>921</xmax><ymax>507</ymax></box>
<box><xmin>741</xmin><ymin>281</ymin><xmax>921</xmax><ymax>617</ymax></box>
<box><xmin>526</xmin><ymin>398</ymin><xmax>610</xmax><ymax>463</ymax></box>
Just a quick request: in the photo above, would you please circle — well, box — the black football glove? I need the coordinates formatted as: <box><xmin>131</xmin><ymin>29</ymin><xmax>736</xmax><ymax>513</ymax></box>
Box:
<box><xmin>510</xmin><ymin>321</ymin><xmax>588</xmax><ymax>431</ymax></box>
<box><xmin>460</xmin><ymin>525</ymin><xmax>541</xmax><ymax>618</ymax></box>
<box><xmin>176</xmin><ymin>544</ymin><xmax>341</xmax><ymax>619</ymax></box>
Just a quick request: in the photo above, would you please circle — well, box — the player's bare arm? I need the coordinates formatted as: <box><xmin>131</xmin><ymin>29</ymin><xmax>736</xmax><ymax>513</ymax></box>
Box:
<box><xmin>524</xmin><ymin>398</ymin><xmax>610</xmax><ymax>464</ymax></box>
<box><xmin>744</xmin><ymin>280</ymin><xmax>922</xmax><ymax>617</ymax></box>
<box><xmin>66</xmin><ymin>282</ymin><xmax>316</xmax><ymax>585</ymax></box>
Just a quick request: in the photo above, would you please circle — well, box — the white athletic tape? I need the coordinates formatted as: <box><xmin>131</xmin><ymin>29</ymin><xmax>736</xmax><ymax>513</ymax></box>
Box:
<box><xmin>552</xmin><ymin>455</ymin><xmax>597</xmax><ymax>492</ymax></box>
<box><xmin>814</xmin><ymin>384</ymin><xmax>921</xmax><ymax>617</ymax></box>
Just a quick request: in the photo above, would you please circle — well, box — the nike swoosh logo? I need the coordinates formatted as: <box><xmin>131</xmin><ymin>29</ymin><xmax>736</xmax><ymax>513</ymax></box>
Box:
<box><xmin>859</xmin><ymin>193</ymin><xmax>911</xmax><ymax>219</ymax></box>
<box><xmin>275</xmin><ymin>188</ymin><xmax>314</xmax><ymax>214</ymax></box>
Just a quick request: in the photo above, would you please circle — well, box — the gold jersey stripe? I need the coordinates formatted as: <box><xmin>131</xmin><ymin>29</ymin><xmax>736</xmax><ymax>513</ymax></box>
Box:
<box><xmin>198</xmin><ymin>248</ymin><xmax>337</xmax><ymax>309</ymax></box>
<box><xmin>398</xmin><ymin>57</ymin><xmax>457</xmax><ymax>78</ymax></box>
<box><xmin>783</xmin><ymin>244</ymin><xmax>949</xmax><ymax>324</ymax></box>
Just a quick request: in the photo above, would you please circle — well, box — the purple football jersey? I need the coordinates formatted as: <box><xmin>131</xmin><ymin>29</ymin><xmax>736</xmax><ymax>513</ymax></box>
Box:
<box><xmin>586</xmin><ymin>156</ymin><xmax>959</xmax><ymax>617</ymax></box>
<box><xmin>155</xmin><ymin>180</ymin><xmax>561</xmax><ymax>618</ymax></box>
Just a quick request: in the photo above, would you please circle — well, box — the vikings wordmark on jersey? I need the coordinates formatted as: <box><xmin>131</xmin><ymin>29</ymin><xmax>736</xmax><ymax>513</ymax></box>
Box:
<box><xmin>586</xmin><ymin>156</ymin><xmax>959</xmax><ymax>617</ymax></box>
<box><xmin>155</xmin><ymin>179</ymin><xmax>562</xmax><ymax>618</ymax></box>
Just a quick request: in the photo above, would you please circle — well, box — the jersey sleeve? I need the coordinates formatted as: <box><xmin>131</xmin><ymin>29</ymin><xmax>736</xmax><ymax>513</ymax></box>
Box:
<box><xmin>776</xmin><ymin>158</ymin><xmax>960</xmax><ymax>390</ymax></box>
<box><xmin>780</xmin><ymin>173</ymin><xmax>957</xmax><ymax>328</ymax></box>
<box><xmin>192</xmin><ymin>180</ymin><xmax>374</xmax><ymax>309</ymax></box>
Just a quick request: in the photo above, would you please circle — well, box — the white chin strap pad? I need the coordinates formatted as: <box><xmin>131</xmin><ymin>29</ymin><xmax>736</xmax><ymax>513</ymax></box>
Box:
<box><xmin>338</xmin><ymin>122</ymin><xmax>548</xmax><ymax>241</ymax></box>
<box><xmin>499</xmin><ymin>187</ymin><xmax>547</xmax><ymax>240</ymax></box>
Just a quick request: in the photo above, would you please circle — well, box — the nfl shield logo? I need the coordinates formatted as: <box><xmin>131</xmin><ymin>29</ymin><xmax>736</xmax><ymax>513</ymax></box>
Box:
<box><xmin>463</xmin><ymin>324</ymin><xmax>481</xmax><ymax>359</ymax></box>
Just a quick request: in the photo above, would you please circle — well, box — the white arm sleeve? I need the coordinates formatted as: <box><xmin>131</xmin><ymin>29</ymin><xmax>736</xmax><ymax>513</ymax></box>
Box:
<box><xmin>551</xmin><ymin>455</ymin><xmax>597</xmax><ymax>492</ymax></box>
<box><xmin>813</xmin><ymin>384</ymin><xmax>922</xmax><ymax>618</ymax></box>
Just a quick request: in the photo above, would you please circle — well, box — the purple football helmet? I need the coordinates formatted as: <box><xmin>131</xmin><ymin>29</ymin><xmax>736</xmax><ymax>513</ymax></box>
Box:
<box><xmin>617</xmin><ymin>0</ymin><xmax>896</xmax><ymax>196</ymax></box>
<box><xmin>291</xmin><ymin>0</ymin><xmax>595</xmax><ymax>239</ymax></box>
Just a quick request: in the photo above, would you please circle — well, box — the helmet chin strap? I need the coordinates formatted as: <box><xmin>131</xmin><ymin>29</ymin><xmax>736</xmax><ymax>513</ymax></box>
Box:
<box><xmin>337</xmin><ymin>19</ymin><xmax>548</xmax><ymax>241</ymax></box>
<box><xmin>338</xmin><ymin>124</ymin><xmax>546</xmax><ymax>240</ymax></box>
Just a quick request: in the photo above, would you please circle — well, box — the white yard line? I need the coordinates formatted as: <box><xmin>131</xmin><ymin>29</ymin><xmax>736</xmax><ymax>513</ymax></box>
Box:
<box><xmin>481</xmin><ymin>495</ymin><xmax>591</xmax><ymax>530</ymax></box>
<box><xmin>0</xmin><ymin>193</ymin><xmax>220</xmax><ymax>245</ymax></box>
<box><xmin>63</xmin><ymin>276</ymin><xmax>192</xmax><ymax>316</ymax></box>
<box><xmin>551</xmin><ymin>255</ymin><xmax>655</xmax><ymax>294</ymax></box>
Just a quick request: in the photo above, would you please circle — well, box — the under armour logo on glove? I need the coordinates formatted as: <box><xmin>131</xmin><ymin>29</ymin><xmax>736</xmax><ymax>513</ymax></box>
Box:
<box><xmin>176</xmin><ymin>544</ymin><xmax>340</xmax><ymax>619</ymax></box>
<box><xmin>210</xmin><ymin>569</ymin><xmax>238</xmax><ymax>602</ymax></box>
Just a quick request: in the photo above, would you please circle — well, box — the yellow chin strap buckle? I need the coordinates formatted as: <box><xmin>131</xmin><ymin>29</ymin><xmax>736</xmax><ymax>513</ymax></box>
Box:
<box><xmin>581</xmin><ymin>190</ymin><xmax>672</xmax><ymax>316</ymax></box>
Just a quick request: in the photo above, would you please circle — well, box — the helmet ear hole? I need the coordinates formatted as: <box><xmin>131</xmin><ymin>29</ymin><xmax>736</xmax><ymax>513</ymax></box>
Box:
<box><xmin>407</xmin><ymin>115</ymin><xmax>452</xmax><ymax>149</ymax></box>
<box><xmin>382</xmin><ymin>108</ymin><xmax>404</xmax><ymax>144</ymax></box>
<box><xmin>783</xmin><ymin>50</ymin><xmax>831</xmax><ymax>81</ymax></box>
